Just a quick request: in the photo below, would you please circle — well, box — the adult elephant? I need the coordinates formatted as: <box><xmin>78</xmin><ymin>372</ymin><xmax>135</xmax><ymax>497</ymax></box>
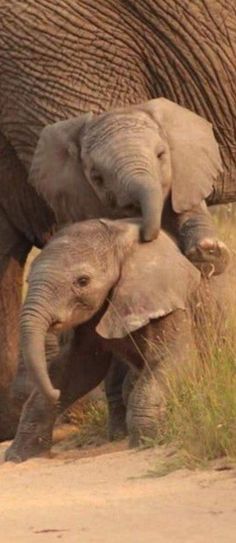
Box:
<box><xmin>0</xmin><ymin>1</ymin><xmax>235</xmax><ymax>440</ymax></box>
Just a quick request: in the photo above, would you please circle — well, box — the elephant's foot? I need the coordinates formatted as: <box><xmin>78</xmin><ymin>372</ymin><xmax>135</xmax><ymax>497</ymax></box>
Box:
<box><xmin>5</xmin><ymin>390</ymin><xmax>57</xmax><ymax>463</ymax></box>
<box><xmin>5</xmin><ymin>428</ymin><xmax>53</xmax><ymax>463</ymax></box>
<box><xmin>127</xmin><ymin>412</ymin><xmax>159</xmax><ymax>448</ymax></box>
<box><xmin>105</xmin><ymin>357</ymin><xmax>128</xmax><ymax>441</ymax></box>
<box><xmin>186</xmin><ymin>238</ymin><xmax>230</xmax><ymax>277</ymax></box>
<box><xmin>107</xmin><ymin>400</ymin><xmax>127</xmax><ymax>441</ymax></box>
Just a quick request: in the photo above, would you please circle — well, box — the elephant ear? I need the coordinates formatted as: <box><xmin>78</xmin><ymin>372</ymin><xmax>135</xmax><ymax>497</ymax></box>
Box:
<box><xmin>145</xmin><ymin>98</ymin><xmax>223</xmax><ymax>213</ymax></box>
<box><xmin>29</xmin><ymin>113</ymin><xmax>93</xmax><ymax>219</ymax></box>
<box><xmin>96</xmin><ymin>231</ymin><xmax>200</xmax><ymax>339</ymax></box>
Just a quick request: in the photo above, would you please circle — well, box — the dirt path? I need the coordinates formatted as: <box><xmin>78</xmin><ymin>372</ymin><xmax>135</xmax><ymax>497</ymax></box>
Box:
<box><xmin>0</xmin><ymin>441</ymin><xmax>235</xmax><ymax>543</ymax></box>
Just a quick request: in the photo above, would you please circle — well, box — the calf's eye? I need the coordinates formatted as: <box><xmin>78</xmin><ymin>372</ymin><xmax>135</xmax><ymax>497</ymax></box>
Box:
<box><xmin>73</xmin><ymin>276</ymin><xmax>90</xmax><ymax>288</ymax></box>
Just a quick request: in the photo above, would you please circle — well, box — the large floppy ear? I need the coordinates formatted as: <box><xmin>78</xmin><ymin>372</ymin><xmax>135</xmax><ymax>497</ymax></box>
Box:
<box><xmin>96</xmin><ymin>230</ymin><xmax>200</xmax><ymax>339</ymax></box>
<box><xmin>29</xmin><ymin>113</ymin><xmax>93</xmax><ymax>219</ymax></box>
<box><xmin>144</xmin><ymin>98</ymin><xmax>222</xmax><ymax>213</ymax></box>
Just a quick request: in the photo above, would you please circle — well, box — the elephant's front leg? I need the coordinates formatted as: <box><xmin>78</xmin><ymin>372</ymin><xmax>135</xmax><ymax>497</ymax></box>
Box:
<box><xmin>178</xmin><ymin>202</ymin><xmax>230</xmax><ymax>276</ymax></box>
<box><xmin>5</xmin><ymin>333</ymin><xmax>65</xmax><ymax>462</ymax></box>
<box><xmin>126</xmin><ymin>310</ymin><xmax>195</xmax><ymax>447</ymax></box>
<box><xmin>5</xmin><ymin>328</ymin><xmax>112</xmax><ymax>462</ymax></box>
<box><xmin>5</xmin><ymin>389</ymin><xmax>58</xmax><ymax>463</ymax></box>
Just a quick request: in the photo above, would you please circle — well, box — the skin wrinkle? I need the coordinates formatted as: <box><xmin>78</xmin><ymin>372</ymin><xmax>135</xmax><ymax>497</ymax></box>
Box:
<box><xmin>141</xmin><ymin>1</ymin><xmax>235</xmax><ymax>134</ymax></box>
<box><xmin>81</xmin><ymin>111</ymin><xmax>167</xmax><ymax>216</ymax></box>
<box><xmin>83</xmin><ymin>113</ymin><xmax>161</xmax><ymax>188</ymax></box>
<box><xmin>1</xmin><ymin>1</ymin><xmax>144</xmax><ymax>118</ymax></box>
<box><xmin>3</xmin><ymin>4</ymin><xmax>140</xmax><ymax>127</ymax></box>
<box><xmin>145</xmin><ymin>11</ymin><xmax>229</xmax><ymax>123</ymax></box>
<box><xmin>133</xmin><ymin>1</ymin><xmax>236</xmax><ymax>198</ymax></box>
<box><xmin>22</xmin><ymin>290</ymin><xmax>55</xmax><ymax>321</ymax></box>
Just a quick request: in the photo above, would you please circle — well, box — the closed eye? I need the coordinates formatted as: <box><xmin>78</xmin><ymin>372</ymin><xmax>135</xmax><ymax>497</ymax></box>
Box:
<box><xmin>157</xmin><ymin>149</ymin><xmax>165</xmax><ymax>159</ymax></box>
<box><xmin>91</xmin><ymin>170</ymin><xmax>104</xmax><ymax>187</ymax></box>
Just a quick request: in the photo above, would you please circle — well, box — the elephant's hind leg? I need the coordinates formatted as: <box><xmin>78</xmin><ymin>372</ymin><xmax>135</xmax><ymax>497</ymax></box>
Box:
<box><xmin>0</xmin><ymin>131</ymin><xmax>55</xmax><ymax>441</ymax></box>
<box><xmin>105</xmin><ymin>357</ymin><xmax>128</xmax><ymax>441</ymax></box>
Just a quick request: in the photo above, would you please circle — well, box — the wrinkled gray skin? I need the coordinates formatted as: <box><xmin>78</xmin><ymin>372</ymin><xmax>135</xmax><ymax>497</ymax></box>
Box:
<box><xmin>0</xmin><ymin>1</ymin><xmax>236</xmax><ymax>441</ymax></box>
<box><xmin>6</xmin><ymin>218</ymin><xmax>225</xmax><ymax>462</ymax></box>
<box><xmin>30</xmin><ymin>98</ymin><xmax>230</xmax><ymax>274</ymax></box>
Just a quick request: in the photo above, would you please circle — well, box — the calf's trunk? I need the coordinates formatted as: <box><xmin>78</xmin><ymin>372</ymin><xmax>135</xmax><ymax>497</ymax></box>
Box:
<box><xmin>20</xmin><ymin>305</ymin><xmax>60</xmax><ymax>404</ymax></box>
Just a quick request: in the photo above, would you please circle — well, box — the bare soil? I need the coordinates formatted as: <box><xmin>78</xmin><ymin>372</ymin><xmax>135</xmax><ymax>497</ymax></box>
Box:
<box><xmin>0</xmin><ymin>438</ymin><xmax>236</xmax><ymax>543</ymax></box>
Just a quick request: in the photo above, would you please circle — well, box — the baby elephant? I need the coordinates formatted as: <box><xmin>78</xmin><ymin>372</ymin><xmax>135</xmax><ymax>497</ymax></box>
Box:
<box><xmin>30</xmin><ymin>97</ymin><xmax>229</xmax><ymax>275</ymax></box>
<box><xmin>7</xmin><ymin>218</ymin><xmax>216</xmax><ymax>461</ymax></box>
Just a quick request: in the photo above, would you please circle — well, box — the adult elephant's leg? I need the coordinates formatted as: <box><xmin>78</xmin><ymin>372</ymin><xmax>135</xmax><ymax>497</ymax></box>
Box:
<box><xmin>104</xmin><ymin>357</ymin><xmax>128</xmax><ymax>440</ymax></box>
<box><xmin>126</xmin><ymin>310</ymin><xmax>195</xmax><ymax>447</ymax></box>
<box><xmin>0</xmin><ymin>210</ymin><xmax>30</xmax><ymax>441</ymax></box>
<box><xmin>0</xmin><ymin>132</ymin><xmax>55</xmax><ymax>441</ymax></box>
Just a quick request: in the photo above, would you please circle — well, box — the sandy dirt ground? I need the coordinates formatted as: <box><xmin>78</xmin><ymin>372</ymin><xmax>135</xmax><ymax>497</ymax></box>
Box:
<box><xmin>0</xmin><ymin>440</ymin><xmax>236</xmax><ymax>543</ymax></box>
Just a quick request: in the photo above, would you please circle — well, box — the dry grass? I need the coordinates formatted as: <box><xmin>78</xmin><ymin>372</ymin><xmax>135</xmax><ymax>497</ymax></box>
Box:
<box><xmin>55</xmin><ymin>400</ymin><xmax>108</xmax><ymax>451</ymax></box>
<box><xmin>151</xmin><ymin>210</ymin><xmax>236</xmax><ymax>474</ymax></box>
<box><xmin>211</xmin><ymin>204</ymin><xmax>236</xmax><ymax>253</ymax></box>
<box><xmin>155</xmin><ymin>337</ymin><xmax>236</xmax><ymax>469</ymax></box>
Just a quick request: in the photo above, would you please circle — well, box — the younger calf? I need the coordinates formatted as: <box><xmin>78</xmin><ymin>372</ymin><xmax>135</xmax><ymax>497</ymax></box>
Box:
<box><xmin>6</xmin><ymin>218</ymin><xmax>222</xmax><ymax>461</ymax></box>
